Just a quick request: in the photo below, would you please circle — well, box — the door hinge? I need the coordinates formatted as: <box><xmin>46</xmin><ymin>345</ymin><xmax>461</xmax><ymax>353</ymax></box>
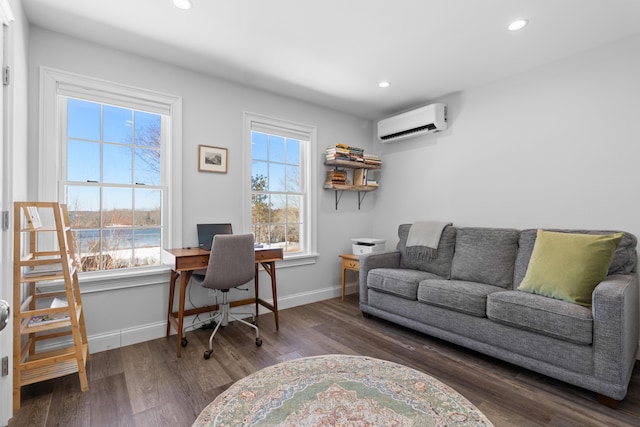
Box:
<box><xmin>2</xmin><ymin>211</ymin><xmax>8</xmax><ymax>231</ymax></box>
<box><xmin>3</xmin><ymin>66</ymin><xmax>9</xmax><ymax>85</ymax></box>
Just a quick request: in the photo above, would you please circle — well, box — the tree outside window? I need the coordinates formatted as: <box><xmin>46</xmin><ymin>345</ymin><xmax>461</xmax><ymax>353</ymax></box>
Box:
<box><xmin>251</xmin><ymin>131</ymin><xmax>303</xmax><ymax>254</ymax></box>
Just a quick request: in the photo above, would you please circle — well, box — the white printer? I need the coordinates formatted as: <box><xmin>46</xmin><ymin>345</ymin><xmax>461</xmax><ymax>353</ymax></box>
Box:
<box><xmin>351</xmin><ymin>238</ymin><xmax>386</xmax><ymax>255</ymax></box>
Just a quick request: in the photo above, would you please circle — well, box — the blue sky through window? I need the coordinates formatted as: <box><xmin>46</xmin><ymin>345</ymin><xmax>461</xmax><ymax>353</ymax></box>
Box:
<box><xmin>67</xmin><ymin>98</ymin><xmax>162</xmax><ymax>207</ymax></box>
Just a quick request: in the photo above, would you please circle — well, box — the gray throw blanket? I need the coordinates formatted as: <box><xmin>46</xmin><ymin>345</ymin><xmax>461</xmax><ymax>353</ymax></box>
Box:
<box><xmin>406</xmin><ymin>221</ymin><xmax>452</xmax><ymax>260</ymax></box>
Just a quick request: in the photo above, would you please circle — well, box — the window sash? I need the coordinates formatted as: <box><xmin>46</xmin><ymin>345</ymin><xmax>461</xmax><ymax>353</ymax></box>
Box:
<box><xmin>245</xmin><ymin>112</ymin><xmax>317</xmax><ymax>260</ymax></box>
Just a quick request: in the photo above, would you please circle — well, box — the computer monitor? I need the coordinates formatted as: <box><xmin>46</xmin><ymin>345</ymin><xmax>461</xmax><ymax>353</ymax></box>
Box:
<box><xmin>197</xmin><ymin>223</ymin><xmax>233</xmax><ymax>250</ymax></box>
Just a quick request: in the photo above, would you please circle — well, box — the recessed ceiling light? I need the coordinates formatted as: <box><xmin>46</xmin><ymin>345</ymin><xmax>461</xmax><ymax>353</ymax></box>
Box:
<box><xmin>508</xmin><ymin>19</ymin><xmax>528</xmax><ymax>31</ymax></box>
<box><xmin>173</xmin><ymin>0</ymin><xmax>192</xmax><ymax>10</ymax></box>
<box><xmin>378</xmin><ymin>81</ymin><xmax>391</xmax><ymax>88</ymax></box>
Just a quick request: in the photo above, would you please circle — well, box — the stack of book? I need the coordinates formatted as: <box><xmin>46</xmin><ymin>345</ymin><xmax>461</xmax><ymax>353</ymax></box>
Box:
<box><xmin>326</xmin><ymin>143</ymin><xmax>364</xmax><ymax>163</ymax></box>
<box><xmin>363</xmin><ymin>153</ymin><xmax>382</xmax><ymax>167</ymax></box>
<box><xmin>325</xmin><ymin>169</ymin><xmax>347</xmax><ymax>186</ymax></box>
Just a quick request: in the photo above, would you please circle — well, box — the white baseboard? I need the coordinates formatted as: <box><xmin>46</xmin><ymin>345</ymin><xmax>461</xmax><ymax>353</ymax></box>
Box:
<box><xmin>86</xmin><ymin>284</ymin><xmax>347</xmax><ymax>354</ymax></box>
<box><xmin>44</xmin><ymin>285</ymin><xmax>640</xmax><ymax>362</ymax></box>
<box><xmin>88</xmin><ymin>322</ymin><xmax>168</xmax><ymax>353</ymax></box>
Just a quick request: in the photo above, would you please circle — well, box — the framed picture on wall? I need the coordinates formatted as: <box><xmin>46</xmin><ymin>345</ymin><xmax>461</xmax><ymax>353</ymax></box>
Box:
<box><xmin>198</xmin><ymin>145</ymin><xmax>228</xmax><ymax>173</ymax></box>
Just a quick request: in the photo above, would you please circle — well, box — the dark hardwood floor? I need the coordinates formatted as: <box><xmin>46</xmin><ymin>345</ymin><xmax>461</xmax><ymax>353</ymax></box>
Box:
<box><xmin>9</xmin><ymin>293</ymin><xmax>640</xmax><ymax>426</ymax></box>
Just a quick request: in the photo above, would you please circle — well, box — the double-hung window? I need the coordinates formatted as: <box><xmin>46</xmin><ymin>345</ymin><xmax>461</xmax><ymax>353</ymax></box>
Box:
<box><xmin>40</xmin><ymin>68</ymin><xmax>182</xmax><ymax>277</ymax></box>
<box><xmin>64</xmin><ymin>98</ymin><xmax>163</xmax><ymax>271</ymax></box>
<box><xmin>245</xmin><ymin>113</ymin><xmax>317</xmax><ymax>260</ymax></box>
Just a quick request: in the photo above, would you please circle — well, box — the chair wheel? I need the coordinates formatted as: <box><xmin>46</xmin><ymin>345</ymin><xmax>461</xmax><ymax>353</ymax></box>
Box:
<box><xmin>181</xmin><ymin>337</ymin><xmax>188</xmax><ymax>347</ymax></box>
<box><xmin>256</xmin><ymin>337</ymin><xmax>263</xmax><ymax>347</ymax></box>
<box><xmin>204</xmin><ymin>350</ymin><xmax>212</xmax><ymax>359</ymax></box>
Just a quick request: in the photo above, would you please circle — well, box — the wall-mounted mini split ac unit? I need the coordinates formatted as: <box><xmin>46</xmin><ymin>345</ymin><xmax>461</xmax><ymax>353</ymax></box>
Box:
<box><xmin>377</xmin><ymin>103</ymin><xmax>448</xmax><ymax>143</ymax></box>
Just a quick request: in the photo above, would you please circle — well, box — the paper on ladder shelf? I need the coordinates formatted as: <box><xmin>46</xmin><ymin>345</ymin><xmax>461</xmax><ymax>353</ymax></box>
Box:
<box><xmin>28</xmin><ymin>298</ymin><xmax>69</xmax><ymax>325</ymax></box>
<box><xmin>28</xmin><ymin>314</ymin><xmax>68</xmax><ymax>326</ymax></box>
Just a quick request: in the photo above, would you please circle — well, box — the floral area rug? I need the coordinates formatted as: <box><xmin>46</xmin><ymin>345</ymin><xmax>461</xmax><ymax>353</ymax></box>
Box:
<box><xmin>193</xmin><ymin>354</ymin><xmax>494</xmax><ymax>426</ymax></box>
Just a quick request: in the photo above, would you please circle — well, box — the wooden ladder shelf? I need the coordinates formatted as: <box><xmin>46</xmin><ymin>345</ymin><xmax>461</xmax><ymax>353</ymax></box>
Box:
<box><xmin>12</xmin><ymin>202</ymin><xmax>89</xmax><ymax>411</ymax></box>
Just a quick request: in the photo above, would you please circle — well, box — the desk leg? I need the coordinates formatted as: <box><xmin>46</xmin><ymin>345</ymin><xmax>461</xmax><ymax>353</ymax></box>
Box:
<box><xmin>167</xmin><ymin>270</ymin><xmax>178</xmax><ymax>336</ymax></box>
<box><xmin>268</xmin><ymin>261</ymin><xmax>279</xmax><ymax>331</ymax></box>
<box><xmin>341</xmin><ymin>265</ymin><xmax>347</xmax><ymax>302</ymax></box>
<box><xmin>254</xmin><ymin>263</ymin><xmax>260</xmax><ymax>325</ymax></box>
<box><xmin>255</xmin><ymin>261</ymin><xmax>280</xmax><ymax>331</ymax></box>
<box><xmin>175</xmin><ymin>270</ymin><xmax>192</xmax><ymax>358</ymax></box>
<box><xmin>263</xmin><ymin>261</ymin><xmax>279</xmax><ymax>331</ymax></box>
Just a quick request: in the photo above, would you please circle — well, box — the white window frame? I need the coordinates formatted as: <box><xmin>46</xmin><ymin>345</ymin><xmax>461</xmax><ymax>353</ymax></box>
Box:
<box><xmin>39</xmin><ymin>67</ymin><xmax>182</xmax><ymax>290</ymax></box>
<box><xmin>243</xmin><ymin>112</ymin><xmax>318</xmax><ymax>266</ymax></box>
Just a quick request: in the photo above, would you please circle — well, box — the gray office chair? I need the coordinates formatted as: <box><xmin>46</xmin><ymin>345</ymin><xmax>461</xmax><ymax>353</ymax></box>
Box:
<box><xmin>190</xmin><ymin>233</ymin><xmax>262</xmax><ymax>359</ymax></box>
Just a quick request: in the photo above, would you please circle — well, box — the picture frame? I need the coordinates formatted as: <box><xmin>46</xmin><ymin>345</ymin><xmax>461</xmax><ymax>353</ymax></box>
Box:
<box><xmin>198</xmin><ymin>145</ymin><xmax>228</xmax><ymax>173</ymax></box>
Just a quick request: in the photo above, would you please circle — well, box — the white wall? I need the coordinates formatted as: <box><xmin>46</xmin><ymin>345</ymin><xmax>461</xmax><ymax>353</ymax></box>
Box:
<box><xmin>372</xmin><ymin>34</ymin><xmax>640</xmax><ymax>356</ymax></box>
<box><xmin>27</xmin><ymin>27</ymin><xmax>378</xmax><ymax>351</ymax></box>
<box><xmin>373</xmin><ymin>33</ymin><xmax>640</xmax><ymax>246</ymax></box>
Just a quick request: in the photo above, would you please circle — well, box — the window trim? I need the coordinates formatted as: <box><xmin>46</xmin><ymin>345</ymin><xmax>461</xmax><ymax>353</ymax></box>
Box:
<box><xmin>243</xmin><ymin>112</ymin><xmax>318</xmax><ymax>265</ymax></box>
<box><xmin>39</xmin><ymin>67</ymin><xmax>182</xmax><ymax>284</ymax></box>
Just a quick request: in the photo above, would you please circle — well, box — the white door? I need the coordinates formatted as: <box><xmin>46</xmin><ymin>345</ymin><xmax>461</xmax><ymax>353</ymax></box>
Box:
<box><xmin>0</xmin><ymin>20</ymin><xmax>7</xmax><ymax>425</ymax></box>
<box><xmin>0</xmin><ymin>9</ymin><xmax>12</xmax><ymax>425</ymax></box>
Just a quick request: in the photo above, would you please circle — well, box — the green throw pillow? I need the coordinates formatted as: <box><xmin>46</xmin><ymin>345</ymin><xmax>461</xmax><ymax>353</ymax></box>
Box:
<box><xmin>518</xmin><ymin>229</ymin><xmax>623</xmax><ymax>307</ymax></box>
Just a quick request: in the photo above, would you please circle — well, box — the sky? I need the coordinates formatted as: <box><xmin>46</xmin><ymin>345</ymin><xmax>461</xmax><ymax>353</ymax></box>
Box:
<box><xmin>66</xmin><ymin>98</ymin><xmax>162</xmax><ymax>214</ymax></box>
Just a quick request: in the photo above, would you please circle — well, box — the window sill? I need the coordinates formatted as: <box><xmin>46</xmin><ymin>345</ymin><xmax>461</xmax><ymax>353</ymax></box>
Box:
<box><xmin>36</xmin><ymin>253</ymin><xmax>316</xmax><ymax>295</ymax></box>
<box><xmin>36</xmin><ymin>265</ymin><xmax>171</xmax><ymax>294</ymax></box>
<box><xmin>275</xmin><ymin>252</ymin><xmax>319</xmax><ymax>269</ymax></box>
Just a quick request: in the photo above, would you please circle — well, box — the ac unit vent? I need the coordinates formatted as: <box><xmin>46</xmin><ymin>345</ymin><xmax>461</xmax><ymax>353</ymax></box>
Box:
<box><xmin>379</xmin><ymin>124</ymin><xmax>437</xmax><ymax>141</ymax></box>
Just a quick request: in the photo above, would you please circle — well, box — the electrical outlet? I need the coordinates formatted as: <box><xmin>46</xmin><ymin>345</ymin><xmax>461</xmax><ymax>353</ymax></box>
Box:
<box><xmin>1</xmin><ymin>356</ymin><xmax>8</xmax><ymax>376</ymax></box>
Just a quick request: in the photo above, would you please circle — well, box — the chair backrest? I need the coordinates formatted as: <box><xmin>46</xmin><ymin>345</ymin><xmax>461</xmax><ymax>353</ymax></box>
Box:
<box><xmin>199</xmin><ymin>233</ymin><xmax>255</xmax><ymax>290</ymax></box>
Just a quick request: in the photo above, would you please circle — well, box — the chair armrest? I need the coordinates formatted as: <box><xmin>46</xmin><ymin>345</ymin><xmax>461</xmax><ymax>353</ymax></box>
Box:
<box><xmin>592</xmin><ymin>273</ymin><xmax>639</xmax><ymax>391</ymax></box>
<box><xmin>359</xmin><ymin>251</ymin><xmax>401</xmax><ymax>305</ymax></box>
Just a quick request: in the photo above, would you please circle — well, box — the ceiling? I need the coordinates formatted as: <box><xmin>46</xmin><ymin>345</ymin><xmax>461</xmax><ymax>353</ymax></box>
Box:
<box><xmin>22</xmin><ymin>0</ymin><xmax>640</xmax><ymax>120</ymax></box>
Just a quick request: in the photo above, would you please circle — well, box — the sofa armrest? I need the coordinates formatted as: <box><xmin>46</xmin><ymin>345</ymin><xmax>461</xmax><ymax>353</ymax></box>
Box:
<box><xmin>359</xmin><ymin>251</ymin><xmax>401</xmax><ymax>306</ymax></box>
<box><xmin>592</xmin><ymin>273</ymin><xmax>639</xmax><ymax>390</ymax></box>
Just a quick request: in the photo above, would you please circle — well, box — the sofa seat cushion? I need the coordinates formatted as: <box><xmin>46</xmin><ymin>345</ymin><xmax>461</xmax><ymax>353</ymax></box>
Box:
<box><xmin>368</xmin><ymin>268</ymin><xmax>441</xmax><ymax>300</ymax></box>
<box><xmin>450</xmin><ymin>227</ymin><xmax>520</xmax><ymax>288</ymax></box>
<box><xmin>487</xmin><ymin>291</ymin><xmax>593</xmax><ymax>345</ymax></box>
<box><xmin>417</xmin><ymin>279</ymin><xmax>504</xmax><ymax>317</ymax></box>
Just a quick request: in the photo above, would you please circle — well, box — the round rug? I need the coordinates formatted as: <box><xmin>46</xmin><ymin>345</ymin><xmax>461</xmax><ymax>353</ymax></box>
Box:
<box><xmin>193</xmin><ymin>354</ymin><xmax>493</xmax><ymax>426</ymax></box>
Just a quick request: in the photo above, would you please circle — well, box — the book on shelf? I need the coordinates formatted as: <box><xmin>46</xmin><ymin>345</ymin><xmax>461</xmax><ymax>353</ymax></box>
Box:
<box><xmin>353</xmin><ymin>169</ymin><xmax>367</xmax><ymax>186</ymax></box>
<box><xmin>325</xmin><ymin>144</ymin><xmax>365</xmax><ymax>163</ymax></box>
<box><xmin>363</xmin><ymin>154</ymin><xmax>382</xmax><ymax>166</ymax></box>
<box><xmin>28</xmin><ymin>314</ymin><xmax>68</xmax><ymax>326</ymax></box>
<box><xmin>28</xmin><ymin>298</ymin><xmax>69</xmax><ymax>325</ymax></box>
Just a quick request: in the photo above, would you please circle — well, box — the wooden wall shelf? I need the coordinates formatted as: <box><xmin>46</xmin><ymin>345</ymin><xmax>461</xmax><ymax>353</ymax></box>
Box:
<box><xmin>323</xmin><ymin>159</ymin><xmax>381</xmax><ymax>209</ymax></box>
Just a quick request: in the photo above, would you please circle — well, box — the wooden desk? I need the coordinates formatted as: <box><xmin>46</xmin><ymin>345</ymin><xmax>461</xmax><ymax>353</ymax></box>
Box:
<box><xmin>162</xmin><ymin>247</ymin><xmax>283</xmax><ymax>357</ymax></box>
<box><xmin>339</xmin><ymin>253</ymin><xmax>360</xmax><ymax>301</ymax></box>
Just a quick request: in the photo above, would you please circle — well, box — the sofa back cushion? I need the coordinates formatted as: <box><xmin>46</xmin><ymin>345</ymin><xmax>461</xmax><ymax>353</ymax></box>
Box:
<box><xmin>450</xmin><ymin>227</ymin><xmax>520</xmax><ymax>288</ymax></box>
<box><xmin>397</xmin><ymin>224</ymin><xmax>456</xmax><ymax>278</ymax></box>
<box><xmin>514</xmin><ymin>229</ymin><xmax>638</xmax><ymax>287</ymax></box>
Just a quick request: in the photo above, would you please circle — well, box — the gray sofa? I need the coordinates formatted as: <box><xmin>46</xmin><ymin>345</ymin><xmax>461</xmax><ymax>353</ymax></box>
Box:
<box><xmin>359</xmin><ymin>224</ymin><xmax>639</xmax><ymax>404</ymax></box>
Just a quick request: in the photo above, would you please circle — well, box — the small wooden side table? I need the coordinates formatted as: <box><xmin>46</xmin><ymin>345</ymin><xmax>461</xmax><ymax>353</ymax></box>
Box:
<box><xmin>339</xmin><ymin>253</ymin><xmax>360</xmax><ymax>301</ymax></box>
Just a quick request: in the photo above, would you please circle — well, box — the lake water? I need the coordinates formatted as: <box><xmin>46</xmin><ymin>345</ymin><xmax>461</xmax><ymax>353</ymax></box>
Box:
<box><xmin>73</xmin><ymin>227</ymin><xmax>161</xmax><ymax>251</ymax></box>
